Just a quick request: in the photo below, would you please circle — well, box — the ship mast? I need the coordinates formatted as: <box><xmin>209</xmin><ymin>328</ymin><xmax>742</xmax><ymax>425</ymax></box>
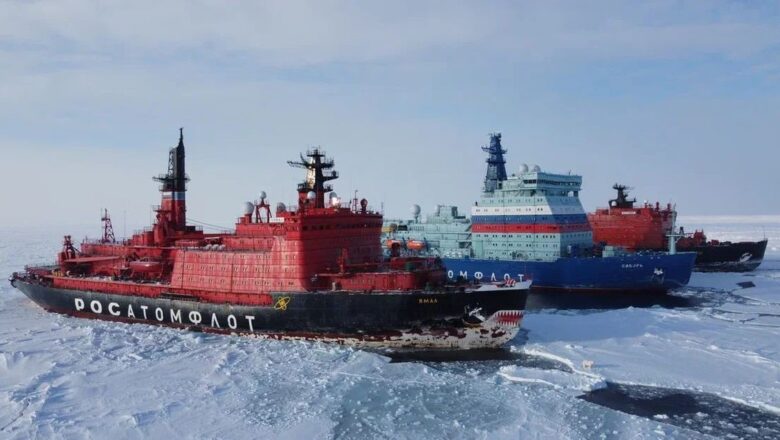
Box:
<box><xmin>482</xmin><ymin>133</ymin><xmax>507</xmax><ymax>193</ymax></box>
<box><xmin>101</xmin><ymin>208</ymin><xmax>116</xmax><ymax>243</ymax></box>
<box><xmin>288</xmin><ymin>148</ymin><xmax>338</xmax><ymax>209</ymax></box>
<box><xmin>609</xmin><ymin>184</ymin><xmax>636</xmax><ymax>209</ymax></box>
<box><xmin>153</xmin><ymin>128</ymin><xmax>189</xmax><ymax>229</ymax></box>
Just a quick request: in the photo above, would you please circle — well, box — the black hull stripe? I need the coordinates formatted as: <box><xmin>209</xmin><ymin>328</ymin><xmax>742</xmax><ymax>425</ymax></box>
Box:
<box><xmin>14</xmin><ymin>281</ymin><xmax>527</xmax><ymax>336</ymax></box>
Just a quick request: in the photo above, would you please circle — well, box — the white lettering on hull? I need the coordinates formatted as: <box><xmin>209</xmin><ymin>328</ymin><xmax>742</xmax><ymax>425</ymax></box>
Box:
<box><xmin>90</xmin><ymin>300</ymin><xmax>102</xmax><ymax>314</ymax></box>
<box><xmin>188</xmin><ymin>311</ymin><xmax>202</xmax><ymax>325</ymax></box>
<box><xmin>69</xmin><ymin>297</ymin><xmax>260</xmax><ymax>333</ymax></box>
<box><xmin>446</xmin><ymin>271</ymin><xmax>524</xmax><ymax>282</ymax></box>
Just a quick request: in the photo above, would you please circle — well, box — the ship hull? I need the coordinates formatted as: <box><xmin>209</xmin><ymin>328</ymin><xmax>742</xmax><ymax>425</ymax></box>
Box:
<box><xmin>679</xmin><ymin>239</ymin><xmax>768</xmax><ymax>272</ymax></box>
<box><xmin>11</xmin><ymin>278</ymin><xmax>527</xmax><ymax>350</ymax></box>
<box><xmin>442</xmin><ymin>252</ymin><xmax>696</xmax><ymax>293</ymax></box>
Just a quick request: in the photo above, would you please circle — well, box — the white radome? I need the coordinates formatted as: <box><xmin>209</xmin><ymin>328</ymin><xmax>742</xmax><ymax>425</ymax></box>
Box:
<box><xmin>411</xmin><ymin>204</ymin><xmax>421</xmax><ymax>216</ymax></box>
<box><xmin>520</xmin><ymin>163</ymin><xmax>529</xmax><ymax>173</ymax></box>
<box><xmin>243</xmin><ymin>201</ymin><xmax>254</xmax><ymax>215</ymax></box>
<box><xmin>307</xmin><ymin>191</ymin><xmax>316</xmax><ymax>201</ymax></box>
<box><xmin>259</xmin><ymin>191</ymin><xmax>267</xmax><ymax>200</ymax></box>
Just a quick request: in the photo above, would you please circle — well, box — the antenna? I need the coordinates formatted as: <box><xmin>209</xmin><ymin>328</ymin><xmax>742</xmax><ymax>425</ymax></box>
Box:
<box><xmin>288</xmin><ymin>148</ymin><xmax>338</xmax><ymax>208</ymax></box>
<box><xmin>101</xmin><ymin>208</ymin><xmax>116</xmax><ymax>243</ymax></box>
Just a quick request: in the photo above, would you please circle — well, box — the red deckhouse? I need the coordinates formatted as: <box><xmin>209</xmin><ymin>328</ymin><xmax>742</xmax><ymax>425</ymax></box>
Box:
<box><xmin>53</xmin><ymin>130</ymin><xmax>441</xmax><ymax>305</ymax></box>
<box><xmin>588</xmin><ymin>184</ymin><xmax>675</xmax><ymax>251</ymax></box>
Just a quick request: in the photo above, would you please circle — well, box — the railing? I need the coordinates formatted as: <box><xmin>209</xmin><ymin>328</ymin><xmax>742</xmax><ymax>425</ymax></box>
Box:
<box><xmin>81</xmin><ymin>237</ymin><xmax>136</xmax><ymax>246</ymax></box>
<box><xmin>24</xmin><ymin>262</ymin><xmax>59</xmax><ymax>273</ymax></box>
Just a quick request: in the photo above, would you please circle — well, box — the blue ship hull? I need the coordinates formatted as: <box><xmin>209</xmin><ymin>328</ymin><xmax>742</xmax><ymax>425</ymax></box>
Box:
<box><xmin>442</xmin><ymin>252</ymin><xmax>696</xmax><ymax>293</ymax></box>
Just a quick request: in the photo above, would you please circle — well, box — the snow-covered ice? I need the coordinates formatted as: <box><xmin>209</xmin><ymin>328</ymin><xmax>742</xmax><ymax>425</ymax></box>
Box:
<box><xmin>1</xmin><ymin>219</ymin><xmax>779</xmax><ymax>439</ymax></box>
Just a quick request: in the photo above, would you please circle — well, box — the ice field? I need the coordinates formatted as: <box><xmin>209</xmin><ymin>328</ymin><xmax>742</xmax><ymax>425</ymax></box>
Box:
<box><xmin>1</xmin><ymin>217</ymin><xmax>779</xmax><ymax>439</ymax></box>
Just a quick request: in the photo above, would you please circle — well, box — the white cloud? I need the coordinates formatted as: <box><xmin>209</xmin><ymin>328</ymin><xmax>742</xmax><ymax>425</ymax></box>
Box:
<box><xmin>0</xmin><ymin>0</ymin><xmax>777</xmax><ymax>68</ymax></box>
<box><xmin>0</xmin><ymin>0</ymin><xmax>778</xmax><ymax>222</ymax></box>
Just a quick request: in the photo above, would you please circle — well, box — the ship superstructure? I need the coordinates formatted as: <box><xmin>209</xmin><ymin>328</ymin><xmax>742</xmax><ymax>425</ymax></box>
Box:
<box><xmin>383</xmin><ymin>133</ymin><xmax>696</xmax><ymax>293</ymax></box>
<box><xmin>588</xmin><ymin>184</ymin><xmax>675</xmax><ymax>252</ymax></box>
<box><xmin>471</xmin><ymin>135</ymin><xmax>591</xmax><ymax>261</ymax></box>
<box><xmin>385</xmin><ymin>205</ymin><xmax>472</xmax><ymax>258</ymax></box>
<box><xmin>11</xmin><ymin>130</ymin><xmax>528</xmax><ymax>349</ymax></box>
<box><xmin>589</xmin><ymin>185</ymin><xmax>767</xmax><ymax>272</ymax></box>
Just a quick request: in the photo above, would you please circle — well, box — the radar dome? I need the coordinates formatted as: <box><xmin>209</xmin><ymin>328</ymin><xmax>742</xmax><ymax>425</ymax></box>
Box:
<box><xmin>243</xmin><ymin>201</ymin><xmax>254</xmax><ymax>215</ymax></box>
<box><xmin>306</xmin><ymin>191</ymin><xmax>316</xmax><ymax>201</ymax></box>
<box><xmin>532</xmin><ymin>164</ymin><xmax>541</xmax><ymax>172</ymax></box>
<box><xmin>329</xmin><ymin>192</ymin><xmax>338</xmax><ymax>200</ymax></box>
<box><xmin>411</xmin><ymin>204</ymin><xmax>421</xmax><ymax>216</ymax></box>
<box><xmin>276</xmin><ymin>202</ymin><xmax>287</xmax><ymax>213</ymax></box>
<box><xmin>520</xmin><ymin>163</ymin><xmax>529</xmax><ymax>173</ymax></box>
<box><xmin>259</xmin><ymin>191</ymin><xmax>267</xmax><ymax>200</ymax></box>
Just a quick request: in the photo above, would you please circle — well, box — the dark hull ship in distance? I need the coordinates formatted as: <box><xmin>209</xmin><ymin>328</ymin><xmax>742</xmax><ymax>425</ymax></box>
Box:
<box><xmin>382</xmin><ymin>133</ymin><xmax>696</xmax><ymax>294</ymax></box>
<box><xmin>10</xmin><ymin>130</ymin><xmax>529</xmax><ymax>350</ymax></box>
<box><xmin>588</xmin><ymin>185</ymin><xmax>768</xmax><ymax>272</ymax></box>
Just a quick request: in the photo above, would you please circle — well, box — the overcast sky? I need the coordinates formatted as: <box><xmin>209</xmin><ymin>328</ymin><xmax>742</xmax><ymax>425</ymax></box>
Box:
<box><xmin>1</xmin><ymin>0</ymin><xmax>778</xmax><ymax>231</ymax></box>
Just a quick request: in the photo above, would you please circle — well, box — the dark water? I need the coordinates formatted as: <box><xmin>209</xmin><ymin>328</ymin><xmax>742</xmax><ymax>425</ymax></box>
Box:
<box><xmin>386</xmin><ymin>346</ymin><xmax>573</xmax><ymax>375</ymax></box>
<box><xmin>526</xmin><ymin>290</ymin><xmax>710</xmax><ymax>311</ymax></box>
<box><xmin>580</xmin><ymin>382</ymin><xmax>780</xmax><ymax>439</ymax></box>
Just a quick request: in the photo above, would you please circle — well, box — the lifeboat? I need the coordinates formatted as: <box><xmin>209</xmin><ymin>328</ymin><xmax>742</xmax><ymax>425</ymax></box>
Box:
<box><xmin>406</xmin><ymin>240</ymin><xmax>427</xmax><ymax>251</ymax></box>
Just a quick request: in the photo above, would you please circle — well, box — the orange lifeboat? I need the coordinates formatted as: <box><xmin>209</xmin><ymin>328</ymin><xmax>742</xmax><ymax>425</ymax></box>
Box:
<box><xmin>406</xmin><ymin>240</ymin><xmax>426</xmax><ymax>251</ymax></box>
